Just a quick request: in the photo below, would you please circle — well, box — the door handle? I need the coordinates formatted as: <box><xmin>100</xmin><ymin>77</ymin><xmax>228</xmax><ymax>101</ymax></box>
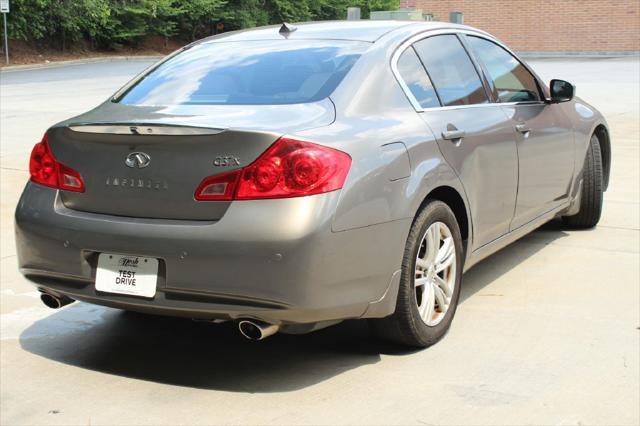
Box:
<box><xmin>442</xmin><ymin>129</ymin><xmax>466</xmax><ymax>141</ymax></box>
<box><xmin>515</xmin><ymin>123</ymin><xmax>531</xmax><ymax>134</ymax></box>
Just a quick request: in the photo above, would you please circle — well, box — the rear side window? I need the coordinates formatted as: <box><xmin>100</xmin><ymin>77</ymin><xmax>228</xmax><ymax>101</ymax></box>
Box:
<box><xmin>467</xmin><ymin>36</ymin><xmax>541</xmax><ymax>102</ymax></box>
<box><xmin>396</xmin><ymin>47</ymin><xmax>440</xmax><ymax>109</ymax></box>
<box><xmin>117</xmin><ymin>40</ymin><xmax>368</xmax><ymax>106</ymax></box>
<box><xmin>413</xmin><ymin>35</ymin><xmax>489</xmax><ymax>106</ymax></box>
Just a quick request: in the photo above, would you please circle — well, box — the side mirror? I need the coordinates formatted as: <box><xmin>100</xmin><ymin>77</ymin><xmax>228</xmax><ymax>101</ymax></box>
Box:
<box><xmin>547</xmin><ymin>79</ymin><xmax>575</xmax><ymax>103</ymax></box>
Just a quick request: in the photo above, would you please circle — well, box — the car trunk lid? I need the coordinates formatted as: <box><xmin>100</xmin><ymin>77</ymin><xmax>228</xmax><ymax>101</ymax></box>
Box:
<box><xmin>49</xmin><ymin>100</ymin><xmax>335</xmax><ymax>220</ymax></box>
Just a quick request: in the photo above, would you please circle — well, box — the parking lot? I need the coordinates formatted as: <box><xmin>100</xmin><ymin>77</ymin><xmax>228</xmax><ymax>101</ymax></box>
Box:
<box><xmin>1</xmin><ymin>57</ymin><xmax>638</xmax><ymax>425</ymax></box>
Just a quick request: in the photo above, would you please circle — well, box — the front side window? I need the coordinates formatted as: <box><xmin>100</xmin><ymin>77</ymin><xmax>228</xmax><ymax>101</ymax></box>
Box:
<box><xmin>413</xmin><ymin>35</ymin><xmax>489</xmax><ymax>107</ymax></box>
<box><xmin>396</xmin><ymin>47</ymin><xmax>440</xmax><ymax>109</ymax></box>
<box><xmin>117</xmin><ymin>40</ymin><xmax>368</xmax><ymax>106</ymax></box>
<box><xmin>468</xmin><ymin>36</ymin><xmax>541</xmax><ymax>103</ymax></box>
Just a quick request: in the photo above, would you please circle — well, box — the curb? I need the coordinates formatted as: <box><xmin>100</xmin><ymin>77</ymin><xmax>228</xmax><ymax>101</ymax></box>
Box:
<box><xmin>0</xmin><ymin>55</ymin><xmax>163</xmax><ymax>72</ymax></box>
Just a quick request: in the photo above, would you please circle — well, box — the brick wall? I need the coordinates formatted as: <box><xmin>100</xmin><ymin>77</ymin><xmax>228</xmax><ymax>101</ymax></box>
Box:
<box><xmin>411</xmin><ymin>0</ymin><xmax>640</xmax><ymax>52</ymax></box>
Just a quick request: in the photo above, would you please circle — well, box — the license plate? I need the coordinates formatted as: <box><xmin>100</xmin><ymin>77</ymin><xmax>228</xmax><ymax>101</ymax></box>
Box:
<box><xmin>95</xmin><ymin>253</ymin><xmax>158</xmax><ymax>298</ymax></box>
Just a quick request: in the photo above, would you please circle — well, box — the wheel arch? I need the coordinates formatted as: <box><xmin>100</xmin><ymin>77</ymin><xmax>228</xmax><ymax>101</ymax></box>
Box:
<box><xmin>419</xmin><ymin>186</ymin><xmax>470</xmax><ymax>256</ymax></box>
<box><xmin>594</xmin><ymin>124</ymin><xmax>611</xmax><ymax>191</ymax></box>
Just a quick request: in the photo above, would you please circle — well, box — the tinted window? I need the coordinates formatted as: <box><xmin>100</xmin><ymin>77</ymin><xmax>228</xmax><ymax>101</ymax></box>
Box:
<box><xmin>396</xmin><ymin>47</ymin><xmax>440</xmax><ymax>109</ymax></box>
<box><xmin>118</xmin><ymin>41</ymin><xmax>367</xmax><ymax>106</ymax></box>
<box><xmin>468</xmin><ymin>36</ymin><xmax>541</xmax><ymax>102</ymax></box>
<box><xmin>413</xmin><ymin>35</ymin><xmax>489</xmax><ymax>106</ymax></box>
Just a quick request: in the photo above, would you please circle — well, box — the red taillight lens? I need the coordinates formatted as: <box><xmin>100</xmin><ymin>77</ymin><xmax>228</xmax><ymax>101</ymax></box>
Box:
<box><xmin>194</xmin><ymin>138</ymin><xmax>351</xmax><ymax>201</ymax></box>
<box><xmin>237</xmin><ymin>138</ymin><xmax>351</xmax><ymax>199</ymax></box>
<box><xmin>29</xmin><ymin>135</ymin><xmax>85</xmax><ymax>192</ymax></box>
<box><xmin>29</xmin><ymin>138</ymin><xmax>58</xmax><ymax>188</ymax></box>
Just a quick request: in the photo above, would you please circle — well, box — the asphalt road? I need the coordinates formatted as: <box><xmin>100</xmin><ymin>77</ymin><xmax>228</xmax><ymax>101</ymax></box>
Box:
<box><xmin>1</xmin><ymin>58</ymin><xmax>638</xmax><ymax>426</ymax></box>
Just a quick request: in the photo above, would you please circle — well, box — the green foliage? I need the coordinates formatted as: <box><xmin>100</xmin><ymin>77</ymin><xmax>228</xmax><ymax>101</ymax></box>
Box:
<box><xmin>77</xmin><ymin>0</ymin><xmax>112</xmax><ymax>41</ymax></box>
<box><xmin>224</xmin><ymin>0</ymin><xmax>271</xmax><ymax>29</ymax></box>
<box><xmin>5</xmin><ymin>0</ymin><xmax>56</xmax><ymax>42</ymax></box>
<box><xmin>1</xmin><ymin>0</ymin><xmax>401</xmax><ymax>50</ymax></box>
<box><xmin>147</xmin><ymin>0</ymin><xmax>182</xmax><ymax>39</ymax></box>
<box><xmin>178</xmin><ymin>0</ymin><xmax>226</xmax><ymax>41</ymax></box>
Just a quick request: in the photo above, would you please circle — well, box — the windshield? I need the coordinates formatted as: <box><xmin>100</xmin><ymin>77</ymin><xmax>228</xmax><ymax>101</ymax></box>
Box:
<box><xmin>117</xmin><ymin>40</ymin><xmax>368</xmax><ymax>106</ymax></box>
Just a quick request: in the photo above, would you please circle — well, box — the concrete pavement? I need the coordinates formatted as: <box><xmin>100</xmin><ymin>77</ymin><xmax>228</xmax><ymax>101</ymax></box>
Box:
<box><xmin>1</xmin><ymin>58</ymin><xmax>638</xmax><ymax>425</ymax></box>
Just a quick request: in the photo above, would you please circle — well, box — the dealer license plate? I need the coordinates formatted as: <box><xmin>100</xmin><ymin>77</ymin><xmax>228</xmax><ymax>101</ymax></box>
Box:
<box><xmin>95</xmin><ymin>253</ymin><xmax>158</xmax><ymax>298</ymax></box>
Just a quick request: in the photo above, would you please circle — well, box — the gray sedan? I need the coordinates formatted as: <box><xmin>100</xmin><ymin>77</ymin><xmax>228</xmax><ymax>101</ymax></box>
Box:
<box><xmin>15</xmin><ymin>20</ymin><xmax>610</xmax><ymax>347</ymax></box>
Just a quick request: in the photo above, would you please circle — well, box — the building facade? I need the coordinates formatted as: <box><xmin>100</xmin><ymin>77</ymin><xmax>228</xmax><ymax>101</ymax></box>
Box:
<box><xmin>399</xmin><ymin>0</ymin><xmax>640</xmax><ymax>54</ymax></box>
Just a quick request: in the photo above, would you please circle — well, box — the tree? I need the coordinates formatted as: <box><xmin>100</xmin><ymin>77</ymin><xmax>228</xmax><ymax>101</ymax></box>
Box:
<box><xmin>146</xmin><ymin>0</ymin><xmax>182</xmax><ymax>46</ymax></box>
<box><xmin>224</xmin><ymin>0</ymin><xmax>272</xmax><ymax>30</ymax></box>
<box><xmin>56</xmin><ymin>0</ymin><xmax>112</xmax><ymax>50</ymax></box>
<box><xmin>4</xmin><ymin>0</ymin><xmax>50</xmax><ymax>43</ymax></box>
<box><xmin>2</xmin><ymin>0</ymin><xmax>402</xmax><ymax>51</ymax></box>
<box><xmin>270</xmin><ymin>0</ymin><xmax>311</xmax><ymax>22</ymax></box>
<box><xmin>109</xmin><ymin>1</ymin><xmax>150</xmax><ymax>46</ymax></box>
<box><xmin>179</xmin><ymin>0</ymin><xmax>226</xmax><ymax>41</ymax></box>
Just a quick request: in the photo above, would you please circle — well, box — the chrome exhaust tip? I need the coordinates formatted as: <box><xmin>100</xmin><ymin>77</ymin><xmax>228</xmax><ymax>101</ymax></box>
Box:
<box><xmin>40</xmin><ymin>293</ymin><xmax>74</xmax><ymax>309</ymax></box>
<box><xmin>238</xmin><ymin>320</ymin><xmax>279</xmax><ymax>341</ymax></box>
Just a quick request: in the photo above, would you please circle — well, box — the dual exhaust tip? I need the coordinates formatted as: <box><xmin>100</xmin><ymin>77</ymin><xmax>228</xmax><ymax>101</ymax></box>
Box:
<box><xmin>40</xmin><ymin>292</ymin><xmax>278</xmax><ymax>340</ymax></box>
<box><xmin>40</xmin><ymin>292</ymin><xmax>74</xmax><ymax>309</ymax></box>
<box><xmin>238</xmin><ymin>320</ymin><xmax>279</xmax><ymax>341</ymax></box>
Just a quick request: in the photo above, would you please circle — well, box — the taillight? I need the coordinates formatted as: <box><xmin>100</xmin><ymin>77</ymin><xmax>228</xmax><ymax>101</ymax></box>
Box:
<box><xmin>58</xmin><ymin>163</ymin><xmax>85</xmax><ymax>192</ymax></box>
<box><xmin>29</xmin><ymin>138</ymin><xmax>57</xmax><ymax>188</ymax></box>
<box><xmin>194</xmin><ymin>138</ymin><xmax>351</xmax><ymax>201</ymax></box>
<box><xmin>29</xmin><ymin>134</ymin><xmax>85</xmax><ymax>192</ymax></box>
<box><xmin>236</xmin><ymin>138</ymin><xmax>351</xmax><ymax>199</ymax></box>
<box><xmin>194</xmin><ymin>170</ymin><xmax>240</xmax><ymax>201</ymax></box>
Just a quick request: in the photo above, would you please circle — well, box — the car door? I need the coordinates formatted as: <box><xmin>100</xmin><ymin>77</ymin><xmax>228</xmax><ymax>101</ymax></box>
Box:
<box><xmin>395</xmin><ymin>34</ymin><xmax>519</xmax><ymax>250</ymax></box>
<box><xmin>465</xmin><ymin>35</ymin><xmax>576</xmax><ymax>230</ymax></box>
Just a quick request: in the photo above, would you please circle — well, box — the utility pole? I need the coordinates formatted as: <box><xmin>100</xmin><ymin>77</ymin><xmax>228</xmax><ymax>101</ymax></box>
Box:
<box><xmin>0</xmin><ymin>0</ymin><xmax>8</xmax><ymax>65</ymax></box>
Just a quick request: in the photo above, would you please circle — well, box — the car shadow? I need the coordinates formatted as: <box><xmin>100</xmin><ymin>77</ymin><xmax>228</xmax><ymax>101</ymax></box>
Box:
<box><xmin>19</xmin><ymin>307</ymin><xmax>407</xmax><ymax>392</ymax></box>
<box><xmin>19</xmin><ymin>220</ymin><xmax>569</xmax><ymax>392</ymax></box>
<box><xmin>459</xmin><ymin>218</ymin><xmax>570</xmax><ymax>302</ymax></box>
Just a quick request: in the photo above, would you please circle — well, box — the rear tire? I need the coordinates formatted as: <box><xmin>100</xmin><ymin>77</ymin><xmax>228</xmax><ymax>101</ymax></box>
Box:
<box><xmin>370</xmin><ymin>200</ymin><xmax>463</xmax><ymax>348</ymax></box>
<box><xmin>563</xmin><ymin>134</ymin><xmax>603</xmax><ymax>228</ymax></box>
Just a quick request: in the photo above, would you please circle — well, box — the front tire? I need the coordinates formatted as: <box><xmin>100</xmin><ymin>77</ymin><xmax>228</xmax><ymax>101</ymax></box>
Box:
<box><xmin>370</xmin><ymin>200</ymin><xmax>463</xmax><ymax>347</ymax></box>
<box><xmin>563</xmin><ymin>134</ymin><xmax>603</xmax><ymax>228</ymax></box>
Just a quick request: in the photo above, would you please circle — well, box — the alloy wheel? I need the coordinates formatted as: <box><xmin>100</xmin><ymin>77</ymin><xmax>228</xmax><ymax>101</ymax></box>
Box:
<box><xmin>414</xmin><ymin>221</ymin><xmax>457</xmax><ymax>326</ymax></box>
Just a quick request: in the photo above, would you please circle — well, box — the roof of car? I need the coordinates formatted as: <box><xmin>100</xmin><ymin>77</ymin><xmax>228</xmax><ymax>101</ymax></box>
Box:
<box><xmin>201</xmin><ymin>20</ymin><xmax>478</xmax><ymax>44</ymax></box>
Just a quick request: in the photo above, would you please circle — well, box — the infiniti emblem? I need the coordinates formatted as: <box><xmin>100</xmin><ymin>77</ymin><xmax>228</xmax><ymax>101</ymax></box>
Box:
<box><xmin>125</xmin><ymin>152</ymin><xmax>151</xmax><ymax>169</ymax></box>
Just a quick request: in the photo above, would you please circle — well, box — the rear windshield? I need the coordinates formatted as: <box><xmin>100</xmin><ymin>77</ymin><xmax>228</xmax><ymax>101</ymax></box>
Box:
<box><xmin>117</xmin><ymin>40</ymin><xmax>368</xmax><ymax>106</ymax></box>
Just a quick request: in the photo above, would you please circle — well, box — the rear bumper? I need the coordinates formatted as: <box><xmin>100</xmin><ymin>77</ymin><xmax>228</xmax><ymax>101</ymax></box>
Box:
<box><xmin>15</xmin><ymin>182</ymin><xmax>407</xmax><ymax>326</ymax></box>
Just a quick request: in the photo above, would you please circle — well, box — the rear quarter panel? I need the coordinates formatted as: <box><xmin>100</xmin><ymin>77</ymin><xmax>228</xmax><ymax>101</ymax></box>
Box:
<box><xmin>293</xmin><ymin>27</ymin><xmax>471</xmax><ymax>237</ymax></box>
